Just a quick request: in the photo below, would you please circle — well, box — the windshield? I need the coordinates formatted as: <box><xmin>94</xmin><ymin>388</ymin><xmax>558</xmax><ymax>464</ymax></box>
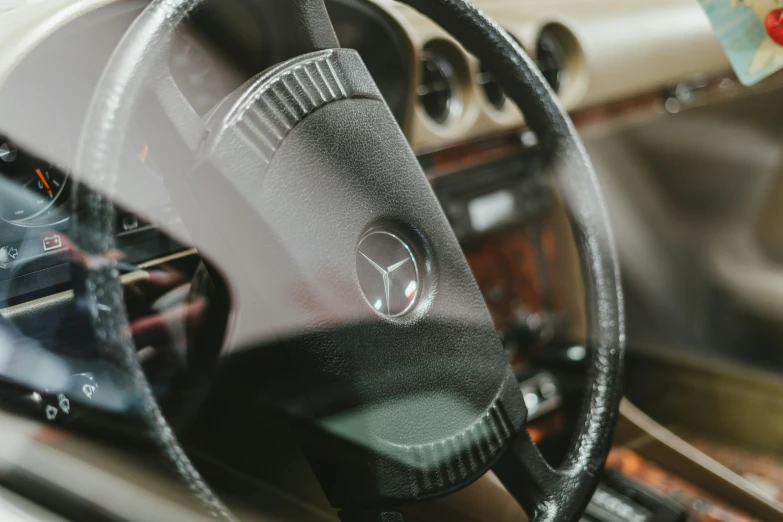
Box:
<box><xmin>0</xmin><ymin>1</ymin><xmax>782</xmax><ymax>521</ymax></box>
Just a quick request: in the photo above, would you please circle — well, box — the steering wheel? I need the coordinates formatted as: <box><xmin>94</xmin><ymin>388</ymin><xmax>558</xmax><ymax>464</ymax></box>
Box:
<box><xmin>70</xmin><ymin>0</ymin><xmax>624</xmax><ymax>521</ymax></box>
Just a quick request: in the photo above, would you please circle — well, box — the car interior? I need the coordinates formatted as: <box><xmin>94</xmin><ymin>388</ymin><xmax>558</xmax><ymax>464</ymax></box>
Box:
<box><xmin>1</xmin><ymin>0</ymin><xmax>783</xmax><ymax>521</ymax></box>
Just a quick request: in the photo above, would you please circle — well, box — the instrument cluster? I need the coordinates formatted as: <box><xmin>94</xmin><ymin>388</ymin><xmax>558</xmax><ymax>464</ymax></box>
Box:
<box><xmin>0</xmin><ymin>98</ymin><xmax>73</xmax><ymax>274</ymax></box>
<box><xmin>0</xmin><ymin>138</ymin><xmax>69</xmax><ymax>228</ymax></box>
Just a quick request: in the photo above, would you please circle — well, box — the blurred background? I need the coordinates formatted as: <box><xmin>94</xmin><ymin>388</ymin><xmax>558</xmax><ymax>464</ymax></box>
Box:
<box><xmin>0</xmin><ymin>0</ymin><xmax>782</xmax><ymax>521</ymax></box>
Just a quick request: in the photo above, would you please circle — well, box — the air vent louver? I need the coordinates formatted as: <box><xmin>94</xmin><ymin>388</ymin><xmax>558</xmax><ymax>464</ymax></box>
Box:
<box><xmin>478</xmin><ymin>62</ymin><xmax>506</xmax><ymax>111</ymax></box>
<box><xmin>536</xmin><ymin>29</ymin><xmax>566</xmax><ymax>94</ymax></box>
<box><xmin>418</xmin><ymin>51</ymin><xmax>457</xmax><ymax>124</ymax></box>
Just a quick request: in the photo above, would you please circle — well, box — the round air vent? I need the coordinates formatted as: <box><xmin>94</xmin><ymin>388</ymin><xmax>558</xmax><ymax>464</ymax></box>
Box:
<box><xmin>536</xmin><ymin>27</ymin><xmax>567</xmax><ymax>94</ymax></box>
<box><xmin>477</xmin><ymin>62</ymin><xmax>506</xmax><ymax>111</ymax></box>
<box><xmin>418</xmin><ymin>50</ymin><xmax>459</xmax><ymax>125</ymax></box>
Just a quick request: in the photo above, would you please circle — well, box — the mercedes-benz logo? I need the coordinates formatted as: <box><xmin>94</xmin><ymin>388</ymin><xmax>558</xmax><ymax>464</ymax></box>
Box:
<box><xmin>356</xmin><ymin>231</ymin><xmax>420</xmax><ymax>317</ymax></box>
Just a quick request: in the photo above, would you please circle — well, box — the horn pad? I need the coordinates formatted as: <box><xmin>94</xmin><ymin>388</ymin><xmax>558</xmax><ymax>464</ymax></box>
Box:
<box><xmin>193</xmin><ymin>49</ymin><xmax>527</xmax><ymax>507</ymax></box>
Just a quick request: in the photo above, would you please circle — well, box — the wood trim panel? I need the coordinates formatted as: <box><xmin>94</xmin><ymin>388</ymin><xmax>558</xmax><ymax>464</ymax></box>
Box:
<box><xmin>615</xmin><ymin>399</ymin><xmax>783</xmax><ymax>522</ymax></box>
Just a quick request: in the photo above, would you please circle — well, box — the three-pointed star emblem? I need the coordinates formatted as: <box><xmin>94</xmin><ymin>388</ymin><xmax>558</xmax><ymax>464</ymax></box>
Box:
<box><xmin>356</xmin><ymin>231</ymin><xmax>420</xmax><ymax>317</ymax></box>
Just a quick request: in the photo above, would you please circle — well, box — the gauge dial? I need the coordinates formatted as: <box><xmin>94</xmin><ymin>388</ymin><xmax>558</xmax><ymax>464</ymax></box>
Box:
<box><xmin>0</xmin><ymin>138</ymin><xmax>68</xmax><ymax>224</ymax></box>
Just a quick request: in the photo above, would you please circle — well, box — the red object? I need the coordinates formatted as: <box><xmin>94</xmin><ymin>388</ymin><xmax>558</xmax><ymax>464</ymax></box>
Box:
<box><xmin>765</xmin><ymin>8</ymin><xmax>783</xmax><ymax>46</ymax></box>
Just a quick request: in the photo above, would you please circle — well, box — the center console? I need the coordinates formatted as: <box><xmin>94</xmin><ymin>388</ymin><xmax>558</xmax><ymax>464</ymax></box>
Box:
<box><xmin>421</xmin><ymin>133</ymin><xmax>583</xmax><ymax>350</ymax></box>
<box><xmin>419</xmin><ymin>133</ymin><xmax>764</xmax><ymax>522</ymax></box>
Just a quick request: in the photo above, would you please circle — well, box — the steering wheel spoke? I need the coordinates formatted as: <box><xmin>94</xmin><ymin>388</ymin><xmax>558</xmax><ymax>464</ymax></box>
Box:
<box><xmin>150</xmin><ymin>64</ymin><xmax>206</xmax><ymax>152</ymax></box>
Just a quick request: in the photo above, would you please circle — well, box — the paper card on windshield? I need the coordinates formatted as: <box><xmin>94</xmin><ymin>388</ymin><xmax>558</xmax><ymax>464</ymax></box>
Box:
<box><xmin>698</xmin><ymin>0</ymin><xmax>783</xmax><ymax>85</ymax></box>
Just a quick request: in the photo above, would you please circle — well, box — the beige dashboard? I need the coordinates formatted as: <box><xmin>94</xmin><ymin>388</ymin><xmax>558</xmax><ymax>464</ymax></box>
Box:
<box><xmin>1</xmin><ymin>0</ymin><xmax>732</xmax><ymax>155</ymax></box>
<box><xmin>374</xmin><ymin>0</ymin><xmax>733</xmax><ymax>152</ymax></box>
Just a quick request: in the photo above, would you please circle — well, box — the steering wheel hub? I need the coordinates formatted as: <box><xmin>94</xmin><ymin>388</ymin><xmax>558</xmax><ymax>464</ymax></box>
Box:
<box><xmin>190</xmin><ymin>47</ymin><xmax>527</xmax><ymax>506</ymax></box>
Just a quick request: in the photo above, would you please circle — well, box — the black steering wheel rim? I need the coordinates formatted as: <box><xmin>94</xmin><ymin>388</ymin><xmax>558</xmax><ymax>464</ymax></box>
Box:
<box><xmin>71</xmin><ymin>1</ymin><xmax>624</xmax><ymax>521</ymax></box>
